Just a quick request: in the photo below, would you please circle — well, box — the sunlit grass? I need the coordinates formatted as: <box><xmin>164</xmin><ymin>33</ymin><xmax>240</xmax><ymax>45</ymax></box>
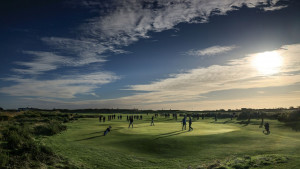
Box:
<box><xmin>42</xmin><ymin>115</ymin><xmax>300</xmax><ymax>168</ymax></box>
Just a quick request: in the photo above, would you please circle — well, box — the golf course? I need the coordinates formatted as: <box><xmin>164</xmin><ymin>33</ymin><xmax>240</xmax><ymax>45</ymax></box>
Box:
<box><xmin>42</xmin><ymin>115</ymin><xmax>300</xmax><ymax>169</ymax></box>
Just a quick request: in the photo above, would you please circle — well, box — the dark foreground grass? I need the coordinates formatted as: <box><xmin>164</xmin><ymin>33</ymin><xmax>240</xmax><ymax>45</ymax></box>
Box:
<box><xmin>42</xmin><ymin>115</ymin><xmax>300</xmax><ymax>169</ymax></box>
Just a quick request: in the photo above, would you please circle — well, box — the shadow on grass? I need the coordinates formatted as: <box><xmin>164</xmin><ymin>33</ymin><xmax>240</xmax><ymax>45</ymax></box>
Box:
<box><xmin>156</xmin><ymin>130</ymin><xmax>183</xmax><ymax>136</ymax></box>
<box><xmin>75</xmin><ymin>135</ymin><xmax>105</xmax><ymax>141</ymax></box>
<box><xmin>83</xmin><ymin>128</ymin><xmax>122</xmax><ymax>135</ymax></box>
<box><xmin>210</xmin><ymin>120</ymin><xmax>234</xmax><ymax>124</ymax></box>
<box><xmin>236</xmin><ymin>121</ymin><xmax>250</xmax><ymax>127</ymax></box>
<box><xmin>154</xmin><ymin>130</ymin><xmax>188</xmax><ymax>140</ymax></box>
<box><xmin>87</xmin><ymin>131</ymin><xmax>102</xmax><ymax>135</ymax></box>
<box><xmin>160</xmin><ymin>119</ymin><xmax>174</xmax><ymax>121</ymax></box>
<box><xmin>131</xmin><ymin>125</ymin><xmax>151</xmax><ymax>129</ymax></box>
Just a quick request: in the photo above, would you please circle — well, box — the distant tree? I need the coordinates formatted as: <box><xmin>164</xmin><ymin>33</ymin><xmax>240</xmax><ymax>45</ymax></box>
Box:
<box><xmin>0</xmin><ymin>107</ymin><xmax>3</xmax><ymax>111</ymax></box>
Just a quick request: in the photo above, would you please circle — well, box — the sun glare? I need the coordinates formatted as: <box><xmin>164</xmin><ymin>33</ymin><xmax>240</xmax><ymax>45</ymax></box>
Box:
<box><xmin>252</xmin><ymin>51</ymin><xmax>283</xmax><ymax>75</ymax></box>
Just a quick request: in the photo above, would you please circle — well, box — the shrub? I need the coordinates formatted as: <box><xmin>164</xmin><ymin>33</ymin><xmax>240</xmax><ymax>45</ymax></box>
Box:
<box><xmin>0</xmin><ymin>115</ymin><xmax>9</xmax><ymax>121</ymax></box>
<box><xmin>0</xmin><ymin>148</ymin><xmax>9</xmax><ymax>168</ymax></box>
<box><xmin>34</xmin><ymin>121</ymin><xmax>67</xmax><ymax>136</ymax></box>
<box><xmin>2</xmin><ymin>125</ymin><xmax>33</xmax><ymax>151</ymax></box>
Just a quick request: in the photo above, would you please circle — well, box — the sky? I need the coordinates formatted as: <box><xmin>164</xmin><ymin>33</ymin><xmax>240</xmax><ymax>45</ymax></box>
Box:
<box><xmin>0</xmin><ymin>0</ymin><xmax>300</xmax><ymax>110</ymax></box>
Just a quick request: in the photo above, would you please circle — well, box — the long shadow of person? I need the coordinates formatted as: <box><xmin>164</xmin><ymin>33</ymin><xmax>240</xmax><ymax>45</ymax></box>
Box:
<box><xmin>154</xmin><ymin>130</ymin><xmax>188</xmax><ymax>140</ymax></box>
<box><xmin>75</xmin><ymin>135</ymin><xmax>105</xmax><ymax>141</ymax></box>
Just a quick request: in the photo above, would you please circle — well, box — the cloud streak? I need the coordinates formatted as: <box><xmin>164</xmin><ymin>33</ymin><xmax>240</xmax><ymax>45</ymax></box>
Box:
<box><xmin>2</xmin><ymin>0</ymin><xmax>290</xmax><ymax>105</ymax></box>
<box><xmin>122</xmin><ymin>44</ymin><xmax>300</xmax><ymax>105</ymax></box>
<box><xmin>13</xmin><ymin>51</ymin><xmax>106</xmax><ymax>75</ymax></box>
<box><xmin>187</xmin><ymin>45</ymin><xmax>237</xmax><ymax>56</ymax></box>
<box><xmin>0</xmin><ymin>72</ymin><xmax>119</xmax><ymax>99</ymax></box>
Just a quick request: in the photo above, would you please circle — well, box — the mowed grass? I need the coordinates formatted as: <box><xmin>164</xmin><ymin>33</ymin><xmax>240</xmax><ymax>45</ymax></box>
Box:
<box><xmin>42</xmin><ymin>115</ymin><xmax>300</xmax><ymax>169</ymax></box>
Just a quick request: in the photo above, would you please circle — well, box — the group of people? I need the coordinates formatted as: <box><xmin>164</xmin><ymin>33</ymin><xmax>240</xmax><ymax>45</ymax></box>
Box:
<box><xmin>127</xmin><ymin>115</ymin><xmax>143</xmax><ymax>121</ymax></box>
<box><xmin>101</xmin><ymin>113</ymin><xmax>271</xmax><ymax>136</ymax></box>
<box><xmin>128</xmin><ymin>115</ymin><xmax>153</xmax><ymax>128</ymax></box>
<box><xmin>99</xmin><ymin>114</ymin><xmax>124</xmax><ymax>122</ymax></box>
<box><xmin>181</xmin><ymin>115</ymin><xmax>193</xmax><ymax>131</ymax></box>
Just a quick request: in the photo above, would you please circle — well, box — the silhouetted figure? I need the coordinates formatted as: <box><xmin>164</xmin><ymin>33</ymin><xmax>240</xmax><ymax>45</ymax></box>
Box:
<box><xmin>104</xmin><ymin>126</ymin><xmax>112</xmax><ymax>136</ymax></box>
<box><xmin>182</xmin><ymin>116</ymin><xmax>187</xmax><ymax>130</ymax></box>
<box><xmin>260</xmin><ymin>114</ymin><xmax>264</xmax><ymax>128</ymax></box>
<box><xmin>99</xmin><ymin>116</ymin><xmax>102</xmax><ymax>122</ymax></box>
<box><xmin>127</xmin><ymin>115</ymin><xmax>129</xmax><ymax>121</ymax></box>
<box><xmin>264</xmin><ymin>122</ymin><xmax>270</xmax><ymax>134</ymax></box>
<box><xmin>128</xmin><ymin>116</ymin><xmax>134</xmax><ymax>128</ymax></box>
<box><xmin>103</xmin><ymin>116</ymin><xmax>106</xmax><ymax>122</ymax></box>
<box><xmin>189</xmin><ymin>117</ymin><xmax>193</xmax><ymax>131</ymax></box>
<box><xmin>202</xmin><ymin>114</ymin><xmax>204</xmax><ymax>120</ymax></box>
<box><xmin>151</xmin><ymin>116</ymin><xmax>155</xmax><ymax>126</ymax></box>
<box><xmin>215</xmin><ymin>114</ymin><xmax>217</xmax><ymax>121</ymax></box>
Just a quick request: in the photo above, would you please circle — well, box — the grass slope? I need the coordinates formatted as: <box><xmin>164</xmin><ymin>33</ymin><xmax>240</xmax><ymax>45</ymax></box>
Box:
<box><xmin>42</xmin><ymin>115</ymin><xmax>300</xmax><ymax>169</ymax></box>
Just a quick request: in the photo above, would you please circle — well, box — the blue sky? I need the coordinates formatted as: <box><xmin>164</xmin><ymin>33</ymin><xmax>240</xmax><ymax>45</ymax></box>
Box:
<box><xmin>1</xmin><ymin>0</ymin><xmax>300</xmax><ymax>110</ymax></box>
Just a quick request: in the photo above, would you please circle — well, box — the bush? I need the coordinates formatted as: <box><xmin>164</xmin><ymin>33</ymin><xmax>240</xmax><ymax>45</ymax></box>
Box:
<box><xmin>0</xmin><ymin>115</ymin><xmax>9</xmax><ymax>121</ymax></box>
<box><xmin>277</xmin><ymin>110</ymin><xmax>300</xmax><ymax>131</ymax></box>
<box><xmin>2</xmin><ymin>125</ymin><xmax>34</xmax><ymax>151</ymax></box>
<box><xmin>0</xmin><ymin>148</ymin><xmax>9</xmax><ymax>168</ymax></box>
<box><xmin>34</xmin><ymin>121</ymin><xmax>67</xmax><ymax>136</ymax></box>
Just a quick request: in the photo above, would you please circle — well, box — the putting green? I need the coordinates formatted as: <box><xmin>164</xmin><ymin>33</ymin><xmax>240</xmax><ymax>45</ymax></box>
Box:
<box><xmin>42</xmin><ymin>117</ymin><xmax>300</xmax><ymax>169</ymax></box>
<box><xmin>118</xmin><ymin>122</ymin><xmax>239</xmax><ymax>136</ymax></box>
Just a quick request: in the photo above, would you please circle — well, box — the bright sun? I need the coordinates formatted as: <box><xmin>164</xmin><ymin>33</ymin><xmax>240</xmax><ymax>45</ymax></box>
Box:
<box><xmin>252</xmin><ymin>51</ymin><xmax>283</xmax><ymax>75</ymax></box>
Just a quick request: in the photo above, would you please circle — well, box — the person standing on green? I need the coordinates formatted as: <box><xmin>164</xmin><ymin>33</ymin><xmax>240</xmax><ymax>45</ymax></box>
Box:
<box><xmin>151</xmin><ymin>116</ymin><xmax>155</xmax><ymax>126</ymax></box>
<box><xmin>189</xmin><ymin>117</ymin><xmax>193</xmax><ymax>131</ymax></box>
<box><xmin>182</xmin><ymin>116</ymin><xmax>187</xmax><ymax>130</ymax></box>
<box><xmin>128</xmin><ymin>116</ymin><xmax>134</xmax><ymax>128</ymax></box>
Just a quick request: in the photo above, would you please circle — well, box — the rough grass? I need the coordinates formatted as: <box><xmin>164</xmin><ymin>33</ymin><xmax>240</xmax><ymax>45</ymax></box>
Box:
<box><xmin>42</xmin><ymin>115</ymin><xmax>300</xmax><ymax>169</ymax></box>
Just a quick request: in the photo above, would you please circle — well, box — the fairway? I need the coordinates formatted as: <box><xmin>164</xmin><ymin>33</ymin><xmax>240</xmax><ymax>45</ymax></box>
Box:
<box><xmin>42</xmin><ymin>116</ymin><xmax>300</xmax><ymax>169</ymax></box>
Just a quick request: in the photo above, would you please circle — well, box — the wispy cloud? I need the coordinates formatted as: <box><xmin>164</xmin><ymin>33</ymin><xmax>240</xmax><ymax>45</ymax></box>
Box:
<box><xmin>12</xmin><ymin>51</ymin><xmax>106</xmax><ymax>75</ymax></box>
<box><xmin>11</xmin><ymin>43</ymin><xmax>300</xmax><ymax>110</ymax></box>
<box><xmin>0</xmin><ymin>72</ymin><xmax>119</xmax><ymax>99</ymax></box>
<box><xmin>123</xmin><ymin>44</ymin><xmax>300</xmax><ymax>105</ymax></box>
<box><xmin>3</xmin><ymin>0</ymin><xmax>289</xmax><ymax>103</ymax></box>
<box><xmin>187</xmin><ymin>45</ymin><xmax>237</xmax><ymax>56</ymax></box>
<box><xmin>13</xmin><ymin>0</ymin><xmax>287</xmax><ymax>73</ymax></box>
<box><xmin>263</xmin><ymin>5</ymin><xmax>288</xmax><ymax>11</ymax></box>
<box><xmin>79</xmin><ymin>0</ymin><xmax>286</xmax><ymax>48</ymax></box>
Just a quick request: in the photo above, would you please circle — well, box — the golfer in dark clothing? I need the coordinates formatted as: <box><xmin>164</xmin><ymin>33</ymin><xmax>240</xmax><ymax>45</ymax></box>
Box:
<box><xmin>189</xmin><ymin>117</ymin><xmax>193</xmax><ymax>131</ymax></box>
<box><xmin>151</xmin><ymin>116</ymin><xmax>155</xmax><ymax>126</ymax></box>
<box><xmin>264</xmin><ymin>122</ymin><xmax>270</xmax><ymax>134</ymax></box>
<box><xmin>103</xmin><ymin>116</ymin><xmax>106</xmax><ymax>122</ymax></box>
<box><xmin>128</xmin><ymin>117</ymin><xmax>134</xmax><ymax>128</ymax></box>
<box><xmin>182</xmin><ymin>116</ymin><xmax>187</xmax><ymax>130</ymax></box>
<box><xmin>104</xmin><ymin>126</ymin><xmax>112</xmax><ymax>136</ymax></box>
